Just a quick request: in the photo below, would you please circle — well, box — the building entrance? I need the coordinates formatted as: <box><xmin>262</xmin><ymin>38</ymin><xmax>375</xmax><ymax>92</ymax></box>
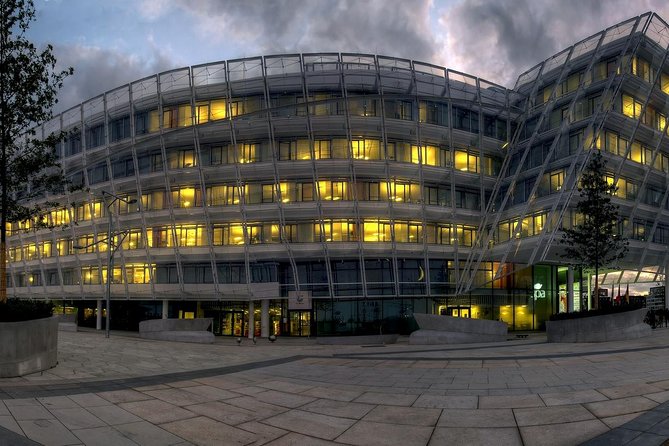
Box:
<box><xmin>221</xmin><ymin>311</ymin><xmax>245</xmax><ymax>336</ymax></box>
<box><xmin>289</xmin><ymin>311</ymin><xmax>311</xmax><ymax>336</ymax></box>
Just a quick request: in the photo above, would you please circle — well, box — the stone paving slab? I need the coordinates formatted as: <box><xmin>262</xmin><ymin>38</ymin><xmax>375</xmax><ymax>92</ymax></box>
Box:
<box><xmin>4</xmin><ymin>330</ymin><xmax>669</xmax><ymax>445</ymax></box>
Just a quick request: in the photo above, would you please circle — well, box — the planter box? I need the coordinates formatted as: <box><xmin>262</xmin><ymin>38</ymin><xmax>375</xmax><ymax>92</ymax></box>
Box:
<box><xmin>0</xmin><ymin>316</ymin><xmax>58</xmax><ymax>377</ymax></box>
<box><xmin>139</xmin><ymin>318</ymin><xmax>215</xmax><ymax>344</ymax></box>
<box><xmin>546</xmin><ymin>308</ymin><xmax>651</xmax><ymax>343</ymax></box>
<box><xmin>410</xmin><ymin>313</ymin><xmax>508</xmax><ymax>344</ymax></box>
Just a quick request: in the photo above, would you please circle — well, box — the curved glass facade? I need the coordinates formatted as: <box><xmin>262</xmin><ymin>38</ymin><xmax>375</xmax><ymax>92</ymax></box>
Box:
<box><xmin>7</xmin><ymin>13</ymin><xmax>669</xmax><ymax>335</ymax></box>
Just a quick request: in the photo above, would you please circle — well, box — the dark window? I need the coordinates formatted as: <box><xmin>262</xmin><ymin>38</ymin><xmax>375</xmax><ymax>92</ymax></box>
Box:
<box><xmin>109</xmin><ymin>116</ymin><xmax>131</xmax><ymax>142</ymax></box>
<box><xmin>85</xmin><ymin>123</ymin><xmax>105</xmax><ymax>148</ymax></box>
<box><xmin>64</xmin><ymin>131</ymin><xmax>82</xmax><ymax>157</ymax></box>
<box><xmin>87</xmin><ymin>162</ymin><xmax>108</xmax><ymax>185</ymax></box>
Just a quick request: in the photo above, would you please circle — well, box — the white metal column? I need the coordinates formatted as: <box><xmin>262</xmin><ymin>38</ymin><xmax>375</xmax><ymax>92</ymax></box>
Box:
<box><xmin>261</xmin><ymin>299</ymin><xmax>270</xmax><ymax>338</ymax></box>
<box><xmin>567</xmin><ymin>266</ymin><xmax>575</xmax><ymax>313</ymax></box>
<box><xmin>248</xmin><ymin>301</ymin><xmax>255</xmax><ymax>339</ymax></box>
<box><xmin>96</xmin><ymin>299</ymin><xmax>102</xmax><ymax>330</ymax></box>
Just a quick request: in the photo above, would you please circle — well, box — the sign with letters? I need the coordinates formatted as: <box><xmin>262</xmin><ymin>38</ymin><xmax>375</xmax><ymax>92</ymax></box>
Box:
<box><xmin>533</xmin><ymin>283</ymin><xmax>545</xmax><ymax>300</ymax></box>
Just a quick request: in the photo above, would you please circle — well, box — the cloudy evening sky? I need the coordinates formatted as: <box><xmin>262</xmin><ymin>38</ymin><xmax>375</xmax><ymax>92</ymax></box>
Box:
<box><xmin>26</xmin><ymin>0</ymin><xmax>669</xmax><ymax>112</ymax></box>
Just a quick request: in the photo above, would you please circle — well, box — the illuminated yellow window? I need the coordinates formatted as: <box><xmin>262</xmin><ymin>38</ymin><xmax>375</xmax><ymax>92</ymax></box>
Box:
<box><xmin>454</xmin><ymin>150</ymin><xmax>478</xmax><ymax>172</ymax></box>
<box><xmin>550</xmin><ymin>171</ymin><xmax>564</xmax><ymax>192</ymax></box>
<box><xmin>162</xmin><ymin>109</ymin><xmax>175</xmax><ymax>129</ymax></box>
<box><xmin>172</xmin><ymin>187</ymin><xmax>196</xmax><ymax>208</ymax></box>
<box><xmin>363</xmin><ymin>222</ymin><xmax>380</xmax><ymax>242</ymax></box>
<box><xmin>174</xmin><ymin>225</ymin><xmax>205</xmax><ymax>247</ymax></box>
<box><xmin>351</xmin><ymin>140</ymin><xmax>380</xmax><ymax>160</ymax></box>
<box><xmin>278</xmin><ymin>183</ymin><xmax>293</xmax><ymax>203</ymax></box>
<box><xmin>314</xmin><ymin>140</ymin><xmax>330</xmax><ymax>159</ymax></box>
<box><xmin>296</xmin><ymin>140</ymin><xmax>311</xmax><ymax>160</ymax></box>
<box><xmin>237</xmin><ymin>144</ymin><xmax>258</xmax><ymax>163</ymax></box>
<box><xmin>50</xmin><ymin>209</ymin><xmax>71</xmax><ymax>226</ymax></box>
<box><xmin>102</xmin><ymin>267</ymin><xmax>124</xmax><ymax>284</ymax></box>
<box><xmin>210</xmin><ymin>99</ymin><xmax>227</xmax><ymax>120</ymax></box>
<box><xmin>394</xmin><ymin>223</ymin><xmax>408</xmax><ymax>242</ymax></box>
<box><xmin>498</xmin><ymin>222</ymin><xmax>510</xmax><ymax>242</ymax></box>
<box><xmin>533</xmin><ymin>214</ymin><xmax>545</xmax><ymax>233</ymax></box>
<box><xmin>148</xmin><ymin>110</ymin><xmax>160</xmax><ymax>132</ymax></box>
<box><xmin>584</xmin><ymin>131</ymin><xmax>602</xmax><ymax>150</ymax></box>
<box><xmin>658</xmin><ymin>113</ymin><xmax>667</xmax><ymax>133</ymax></box>
<box><xmin>629</xmin><ymin>142</ymin><xmax>642</xmax><ymax>163</ymax></box>
<box><xmin>455</xmin><ymin>225</ymin><xmax>476</xmax><ymax>246</ymax></box>
<box><xmin>312</xmin><ymin>93</ymin><xmax>331</xmax><ymax>116</ymax></box>
<box><xmin>42</xmin><ymin>242</ymin><xmax>52</xmax><ymax>258</ymax></box>
<box><xmin>178</xmin><ymin>104</ymin><xmax>192</xmax><ymax>127</ymax></box>
<box><xmin>543</xmin><ymin>87</ymin><xmax>552</xmax><ymax>103</ymax></box>
<box><xmin>268</xmin><ymin>224</ymin><xmax>281</xmax><ymax>243</ymax></box>
<box><xmin>196</xmin><ymin>103</ymin><xmax>209</xmax><ymax>124</ymax></box>
<box><xmin>622</xmin><ymin>94</ymin><xmax>635</xmax><ymax>118</ymax></box>
<box><xmin>229</xmin><ymin>225</ymin><xmax>245</xmax><ymax>244</ymax></box>
<box><xmin>662</xmin><ymin>73</ymin><xmax>669</xmax><ymax>95</ymax></box>
<box><xmin>411</xmin><ymin>145</ymin><xmax>438</xmax><ymax>166</ymax></box>
<box><xmin>24</xmin><ymin>244</ymin><xmax>37</xmax><ymax>260</ymax></box>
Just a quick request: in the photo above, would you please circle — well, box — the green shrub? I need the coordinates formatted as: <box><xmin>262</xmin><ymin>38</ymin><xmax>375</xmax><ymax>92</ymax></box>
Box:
<box><xmin>0</xmin><ymin>299</ymin><xmax>54</xmax><ymax>322</ymax></box>
<box><xmin>549</xmin><ymin>303</ymin><xmax>642</xmax><ymax>321</ymax></box>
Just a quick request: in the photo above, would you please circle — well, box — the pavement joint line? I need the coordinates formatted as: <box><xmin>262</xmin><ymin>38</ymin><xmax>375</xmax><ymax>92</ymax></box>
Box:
<box><xmin>332</xmin><ymin>344</ymin><xmax>669</xmax><ymax>362</ymax></box>
<box><xmin>0</xmin><ymin>355</ymin><xmax>309</xmax><ymax>399</ymax></box>
<box><xmin>335</xmin><ymin>340</ymin><xmax>548</xmax><ymax>357</ymax></box>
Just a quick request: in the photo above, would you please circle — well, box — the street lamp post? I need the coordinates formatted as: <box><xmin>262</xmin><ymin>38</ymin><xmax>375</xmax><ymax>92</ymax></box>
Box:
<box><xmin>74</xmin><ymin>191</ymin><xmax>136</xmax><ymax>338</ymax></box>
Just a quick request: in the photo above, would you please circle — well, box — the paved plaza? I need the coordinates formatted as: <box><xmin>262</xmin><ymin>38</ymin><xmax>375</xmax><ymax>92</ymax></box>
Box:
<box><xmin>2</xmin><ymin>329</ymin><xmax>669</xmax><ymax>445</ymax></box>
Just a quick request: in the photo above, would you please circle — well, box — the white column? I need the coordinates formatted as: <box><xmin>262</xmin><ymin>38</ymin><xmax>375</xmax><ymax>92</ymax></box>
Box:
<box><xmin>162</xmin><ymin>299</ymin><xmax>169</xmax><ymax>319</ymax></box>
<box><xmin>96</xmin><ymin>299</ymin><xmax>102</xmax><ymax>330</ymax></box>
<box><xmin>567</xmin><ymin>266</ymin><xmax>574</xmax><ymax>313</ymax></box>
<box><xmin>248</xmin><ymin>301</ymin><xmax>255</xmax><ymax>339</ymax></box>
<box><xmin>261</xmin><ymin>300</ymin><xmax>270</xmax><ymax>338</ymax></box>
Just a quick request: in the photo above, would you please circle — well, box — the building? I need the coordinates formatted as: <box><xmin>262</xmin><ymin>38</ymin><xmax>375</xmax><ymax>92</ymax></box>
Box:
<box><xmin>6</xmin><ymin>12</ymin><xmax>669</xmax><ymax>336</ymax></box>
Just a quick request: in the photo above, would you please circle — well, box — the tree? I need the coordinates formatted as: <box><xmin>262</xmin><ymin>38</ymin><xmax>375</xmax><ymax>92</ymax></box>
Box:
<box><xmin>561</xmin><ymin>150</ymin><xmax>628</xmax><ymax>310</ymax></box>
<box><xmin>0</xmin><ymin>0</ymin><xmax>73</xmax><ymax>302</ymax></box>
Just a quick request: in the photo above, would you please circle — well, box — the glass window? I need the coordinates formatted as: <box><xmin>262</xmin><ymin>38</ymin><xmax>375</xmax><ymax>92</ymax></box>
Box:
<box><xmin>210</xmin><ymin>99</ymin><xmax>227</xmax><ymax>120</ymax></box>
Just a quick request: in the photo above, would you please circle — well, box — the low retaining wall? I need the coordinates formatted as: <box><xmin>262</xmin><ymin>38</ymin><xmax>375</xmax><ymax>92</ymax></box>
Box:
<box><xmin>139</xmin><ymin>318</ymin><xmax>214</xmax><ymax>344</ymax></box>
<box><xmin>0</xmin><ymin>316</ymin><xmax>58</xmax><ymax>377</ymax></box>
<box><xmin>317</xmin><ymin>334</ymin><xmax>399</xmax><ymax>345</ymax></box>
<box><xmin>410</xmin><ymin>313</ymin><xmax>508</xmax><ymax>344</ymax></box>
<box><xmin>546</xmin><ymin>308</ymin><xmax>650</xmax><ymax>343</ymax></box>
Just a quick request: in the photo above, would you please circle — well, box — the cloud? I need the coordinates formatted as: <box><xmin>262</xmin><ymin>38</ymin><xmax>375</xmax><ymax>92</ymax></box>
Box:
<box><xmin>52</xmin><ymin>43</ymin><xmax>177</xmax><ymax>113</ymax></box>
<box><xmin>138</xmin><ymin>0</ymin><xmax>173</xmax><ymax>20</ymax></box>
<box><xmin>175</xmin><ymin>0</ymin><xmax>437</xmax><ymax>62</ymax></box>
<box><xmin>440</xmin><ymin>0</ymin><xmax>669</xmax><ymax>87</ymax></box>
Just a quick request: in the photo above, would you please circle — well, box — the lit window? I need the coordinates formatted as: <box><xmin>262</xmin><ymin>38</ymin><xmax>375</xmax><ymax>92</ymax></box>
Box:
<box><xmin>210</xmin><ymin>99</ymin><xmax>227</xmax><ymax>120</ymax></box>
<box><xmin>177</xmin><ymin>104</ymin><xmax>192</xmax><ymax>127</ymax></box>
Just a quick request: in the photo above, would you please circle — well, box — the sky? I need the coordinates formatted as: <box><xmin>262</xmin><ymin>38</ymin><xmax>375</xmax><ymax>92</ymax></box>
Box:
<box><xmin>26</xmin><ymin>0</ymin><xmax>669</xmax><ymax>113</ymax></box>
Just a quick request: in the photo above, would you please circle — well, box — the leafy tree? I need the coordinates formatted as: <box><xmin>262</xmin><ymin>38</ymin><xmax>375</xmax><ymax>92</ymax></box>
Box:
<box><xmin>561</xmin><ymin>150</ymin><xmax>628</xmax><ymax>309</ymax></box>
<box><xmin>0</xmin><ymin>0</ymin><xmax>73</xmax><ymax>302</ymax></box>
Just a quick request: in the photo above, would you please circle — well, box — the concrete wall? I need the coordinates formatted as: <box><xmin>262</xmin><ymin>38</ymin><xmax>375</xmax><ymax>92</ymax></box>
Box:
<box><xmin>546</xmin><ymin>308</ymin><xmax>651</xmax><ymax>343</ymax></box>
<box><xmin>0</xmin><ymin>316</ymin><xmax>58</xmax><ymax>378</ymax></box>
<box><xmin>410</xmin><ymin>313</ymin><xmax>508</xmax><ymax>344</ymax></box>
<box><xmin>139</xmin><ymin>318</ymin><xmax>214</xmax><ymax>344</ymax></box>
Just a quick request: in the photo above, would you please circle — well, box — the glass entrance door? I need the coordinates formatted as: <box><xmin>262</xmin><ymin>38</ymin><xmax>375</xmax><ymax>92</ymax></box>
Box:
<box><xmin>289</xmin><ymin>311</ymin><xmax>311</xmax><ymax>336</ymax></box>
<box><xmin>221</xmin><ymin>311</ymin><xmax>245</xmax><ymax>336</ymax></box>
